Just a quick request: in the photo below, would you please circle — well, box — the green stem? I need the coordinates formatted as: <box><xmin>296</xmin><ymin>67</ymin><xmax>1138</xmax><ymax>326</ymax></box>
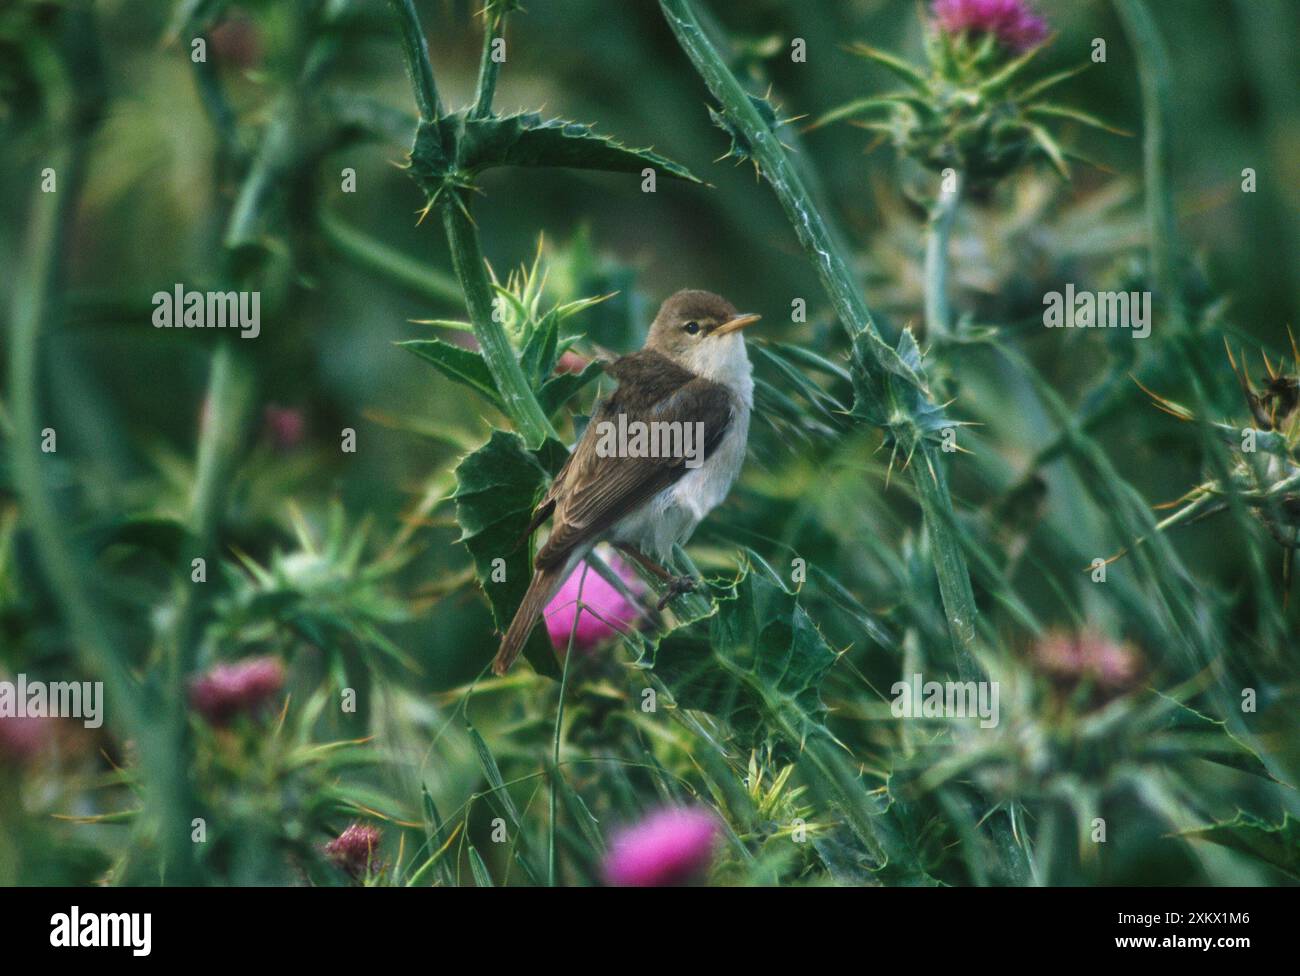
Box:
<box><xmin>911</xmin><ymin>449</ymin><xmax>981</xmax><ymax>683</ymax></box>
<box><xmin>169</xmin><ymin>346</ymin><xmax>251</xmax><ymax>683</ymax></box>
<box><xmin>224</xmin><ymin>101</ymin><xmax>297</xmax><ymax>253</ymax></box>
<box><xmin>442</xmin><ymin>200</ymin><xmax>559</xmax><ymax>446</ymax></box>
<box><xmin>471</xmin><ymin>5</ymin><xmax>507</xmax><ymax>120</ymax></box>
<box><xmin>192</xmin><ymin>32</ymin><xmax>241</xmax><ymax>163</ymax></box>
<box><xmin>10</xmin><ymin>139</ymin><xmax>201</xmax><ymax>885</ymax></box>
<box><xmin>386</xmin><ymin>0</ymin><xmax>557</xmax><ymax>447</ymax></box>
<box><xmin>388</xmin><ymin>0</ymin><xmax>442</xmax><ymax>123</ymax></box>
<box><xmin>320</xmin><ymin>208</ymin><xmax>462</xmax><ymax>305</ymax></box>
<box><xmin>549</xmin><ymin>563</ymin><xmax>584</xmax><ymax>886</ymax></box>
<box><xmin>1113</xmin><ymin>0</ymin><xmax>1183</xmax><ymax>326</ymax></box>
<box><xmin>10</xmin><ymin>155</ymin><xmax>142</xmax><ymax>735</ymax></box>
<box><xmin>659</xmin><ymin>0</ymin><xmax>980</xmax><ymax>670</ymax></box>
<box><xmin>923</xmin><ymin>174</ymin><xmax>961</xmax><ymax>337</ymax></box>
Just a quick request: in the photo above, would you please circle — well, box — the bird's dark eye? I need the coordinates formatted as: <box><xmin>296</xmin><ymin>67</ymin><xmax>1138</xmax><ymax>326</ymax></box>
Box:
<box><xmin>683</xmin><ymin>321</ymin><xmax>701</xmax><ymax>335</ymax></box>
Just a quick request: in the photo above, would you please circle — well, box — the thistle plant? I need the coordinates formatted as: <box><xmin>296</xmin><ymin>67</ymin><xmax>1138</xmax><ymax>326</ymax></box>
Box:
<box><xmin>386</xmin><ymin>0</ymin><xmax>699</xmax><ymax>449</ymax></box>
<box><xmin>1133</xmin><ymin>339</ymin><xmax>1300</xmax><ymax>569</ymax></box>
<box><xmin>814</xmin><ymin>0</ymin><xmax>1111</xmax><ymax>185</ymax></box>
<box><xmin>812</xmin><ymin>0</ymin><xmax>1121</xmax><ymax>339</ymax></box>
<box><xmin>963</xmin><ymin>625</ymin><xmax>1291</xmax><ymax>883</ymax></box>
<box><xmin>400</xmin><ymin>244</ymin><xmax>610</xmax><ymax>430</ymax></box>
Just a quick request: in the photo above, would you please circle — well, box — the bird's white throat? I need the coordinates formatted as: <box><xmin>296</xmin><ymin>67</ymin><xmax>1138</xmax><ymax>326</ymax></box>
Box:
<box><xmin>682</xmin><ymin>332</ymin><xmax>754</xmax><ymax>404</ymax></box>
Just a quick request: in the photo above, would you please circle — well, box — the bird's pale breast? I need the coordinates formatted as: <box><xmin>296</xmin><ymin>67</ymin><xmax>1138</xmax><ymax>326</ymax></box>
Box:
<box><xmin>609</xmin><ymin>392</ymin><xmax>750</xmax><ymax>561</ymax></box>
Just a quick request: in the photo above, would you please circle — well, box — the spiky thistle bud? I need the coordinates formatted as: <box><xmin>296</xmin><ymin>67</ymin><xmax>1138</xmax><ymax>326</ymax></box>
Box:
<box><xmin>1136</xmin><ymin>338</ymin><xmax>1300</xmax><ymax>557</ymax></box>
<box><xmin>813</xmin><ymin>2</ymin><xmax>1120</xmax><ymax>189</ymax></box>
<box><xmin>325</xmin><ymin>823</ymin><xmax>384</xmax><ymax>880</ymax></box>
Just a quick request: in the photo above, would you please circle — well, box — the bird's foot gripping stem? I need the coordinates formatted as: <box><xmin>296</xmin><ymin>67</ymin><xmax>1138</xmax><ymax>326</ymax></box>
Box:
<box><xmin>656</xmin><ymin>574</ymin><xmax>697</xmax><ymax>611</ymax></box>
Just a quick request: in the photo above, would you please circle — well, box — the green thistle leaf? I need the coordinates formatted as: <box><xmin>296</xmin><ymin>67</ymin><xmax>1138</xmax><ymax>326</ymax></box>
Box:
<box><xmin>977</xmin><ymin>42</ymin><xmax>1045</xmax><ymax>94</ymax></box>
<box><xmin>451</xmin><ymin>430</ymin><xmax>562</xmax><ymax>677</ymax></box>
<box><xmin>1155</xmin><ymin>696</ymin><xmax>1279</xmax><ymax>782</ymax></box>
<box><xmin>1014</xmin><ymin>63</ymin><xmax>1090</xmax><ymax>102</ymax></box>
<box><xmin>454</xmin><ymin>111</ymin><xmax>701</xmax><ymax>182</ymax></box>
<box><xmin>538</xmin><ymin>359</ymin><xmax>603</xmax><ymax>415</ymax></box>
<box><xmin>808</xmin><ymin>95</ymin><xmax>913</xmax><ymax>131</ymax></box>
<box><xmin>1027</xmin><ymin>122</ymin><xmax>1070</xmax><ymax>179</ymax></box>
<box><xmin>845</xmin><ymin>42</ymin><xmax>929</xmax><ymax>92</ymax></box>
<box><xmin>1180</xmin><ymin>813</ymin><xmax>1300</xmax><ymax>881</ymax></box>
<box><xmin>1027</xmin><ymin>103</ymin><xmax>1132</xmax><ymax>137</ymax></box>
<box><xmin>399</xmin><ymin>338</ymin><xmax>504</xmax><ymax>411</ymax></box>
<box><xmin>651</xmin><ymin>563</ymin><xmax>838</xmax><ymax>753</ymax></box>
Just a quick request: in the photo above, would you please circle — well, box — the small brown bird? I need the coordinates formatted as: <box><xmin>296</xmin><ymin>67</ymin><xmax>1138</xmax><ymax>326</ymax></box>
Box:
<box><xmin>493</xmin><ymin>289</ymin><xmax>761</xmax><ymax>675</ymax></box>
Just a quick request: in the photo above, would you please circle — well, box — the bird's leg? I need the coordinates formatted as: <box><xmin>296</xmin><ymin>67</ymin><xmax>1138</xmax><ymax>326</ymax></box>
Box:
<box><xmin>614</xmin><ymin>544</ymin><xmax>697</xmax><ymax>610</ymax></box>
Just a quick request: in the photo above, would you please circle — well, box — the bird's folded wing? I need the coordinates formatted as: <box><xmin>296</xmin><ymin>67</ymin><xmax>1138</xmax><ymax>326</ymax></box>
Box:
<box><xmin>535</xmin><ymin>353</ymin><xmax>733</xmax><ymax>569</ymax></box>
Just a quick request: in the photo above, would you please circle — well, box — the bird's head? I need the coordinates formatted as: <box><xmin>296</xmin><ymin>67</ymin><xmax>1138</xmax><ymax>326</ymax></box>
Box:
<box><xmin>644</xmin><ymin>289</ymin><xmax>760</xmax><ymax>383</ymax></box>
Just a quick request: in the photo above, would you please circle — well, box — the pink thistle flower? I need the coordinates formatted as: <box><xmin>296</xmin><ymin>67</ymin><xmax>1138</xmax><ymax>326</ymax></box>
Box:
<box><xmin>932</xmin><ymin>0</ymin><xmax>1049</xmax><ymax>53</ymax></box>
<box><xmin>543</xmin><ymin>551</ymin><xmax>645</xmax><ymax>653</ymax></box>
<box><xmin>209</xmin><ymin>14</ymin><xmax>263</xmax><ymax>70</ymax></box>
<box><xmin>263</xmin><ymin>404</ymin><xmax>305</xmax><ymax>451</ymax></box>
<box><xmin>554</xmin><ymin>350</ymin><xmax>590</xmax><ymax>375</ymax></box>
<box><xmin>188</xmin><ymin>656</ymin><xmax>286</xmax><ymax>725</ymax></box>
<box><xmin>325</xmin><ymin>823</ymin><xmax>384</xmax><ymax>879</ymax></box>
<box><xmin>603</xmin><ymin>807</ymin><xmax>721</xmax><ymax>886</ymax></box>
<box><xmin>0</xmin><ymin>716</ymin><xmax>54</xmax><ymax>766</ymax></box>
<box><xmin>1032</xmin><ymin>630</ymin><xmax>1143</xmax><ymax>695</ymax></box>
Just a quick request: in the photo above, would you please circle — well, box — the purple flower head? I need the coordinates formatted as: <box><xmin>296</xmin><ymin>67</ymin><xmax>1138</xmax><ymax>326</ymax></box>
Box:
<box><xmin>543</xmin><ymin>551</ymin><xmax>645</xmax><ymax>654</ymax></box>
<box><xmin>603</xmin><ymin>806</ymin><xmax>720</xmax><ymax>886</ymax></box>
<box><xmin>932</xmin><ymin>0</ymin><xmax>1049</xmax><ymax>53</ymax></box>
<box><xmin>0</xmin><ymin>716</ymin><xmax>53</xmax><ymax>766</ymax></box>
<box><xmin>325</xmin><ymin>822</ymin><xmax>383</xmax><ymax>879</ymax></box>
<box><xmin>1033</xmin><ymin>630</ymin><xmax>1143</xmax><ymax>693</ymax></box>
<box><xmin>188</xmin><ymin>656</ymin><xmax>286</xmax><ymax>725</ymax></box>
<box><xmin>263</xmin><ymin>404</ymin><xmax>305</xmax><ymax>451</ymax></box>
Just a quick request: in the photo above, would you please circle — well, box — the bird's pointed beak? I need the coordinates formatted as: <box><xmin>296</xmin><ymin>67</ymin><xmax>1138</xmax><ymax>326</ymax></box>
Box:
<box><xmin>712</xmin><ymin>313</ymin><xmax>762</xmax><ymax>337</ymax></box>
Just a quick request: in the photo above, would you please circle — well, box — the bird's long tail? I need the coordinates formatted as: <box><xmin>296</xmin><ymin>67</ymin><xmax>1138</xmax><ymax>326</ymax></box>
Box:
<box><xmin>493</xmin><ymin>567</ymin><xmax>565</xmax><ymax>676</ymax></box>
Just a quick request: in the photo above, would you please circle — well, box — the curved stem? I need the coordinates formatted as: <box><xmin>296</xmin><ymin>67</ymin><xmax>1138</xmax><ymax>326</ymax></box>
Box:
<box><xmin>10</xmin><ymin>107</ymin><xmax>202</xmax><ymax>886</ymax></box>
<box><xmin>659</xmin><ymin>0</ymin><xmax>980</xmax><ymax>672</ymax></box>
<box><xmin>10</xmin><ymin>153</ymin><xmax>141</xmax><ymax>732</ymax></box>
<box><xmin>1113</xmin><ymin>0</ymin><xmax>1183</xmax><ymax>327</ymax></box>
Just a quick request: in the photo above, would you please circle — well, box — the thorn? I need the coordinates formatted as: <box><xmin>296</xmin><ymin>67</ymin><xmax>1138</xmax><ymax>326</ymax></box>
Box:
<box><xmin>1130</xmin><ymin>372</ymin><xmax>1193</xmax><ymax>420</ymax></box>
<box><xmin>1088</xmin><ymin>548</ymin><xmax>1128</xmax><ymax>571</ymax></box>
<box><xmin>1261</xmin><ymin>348</ymin><xmax>1278</xmax><ymax>380</ymax></box>
<box><xmin>901</xmin><ymin>440</ymin><xmax>917</xmax><ymax>473</ymax></box>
